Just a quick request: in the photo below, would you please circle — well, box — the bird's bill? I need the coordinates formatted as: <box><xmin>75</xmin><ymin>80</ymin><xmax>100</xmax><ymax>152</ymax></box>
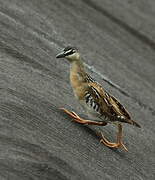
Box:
<box><xmin>56</xmin><ymin>51</ymin><xmax>65</xmax><ymax>58</ymax></box>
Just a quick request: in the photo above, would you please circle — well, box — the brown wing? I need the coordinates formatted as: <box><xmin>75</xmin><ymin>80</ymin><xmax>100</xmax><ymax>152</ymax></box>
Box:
<box><xmin>87</xmin><ymin>82</ymin><xmax>131</xmax><ymax>119</ymax></box>
<box><xmin>86</xmin><ymin>82</ymin><xmax>114</xmax><ymax>115</ymax></box>
<box><xmin>108</xmin><ymin>95</ymin><xmax>131</xmax><ymax>119</ymax></box>
<box><xmin>83</xmin><ymin>82</ymin><xmax>140</xmax><ymax>127</ymax></box>
<box><xmin>107</xmin><ymin>94</ymin><xmax>141</xmax><ymax>127</ymax></box>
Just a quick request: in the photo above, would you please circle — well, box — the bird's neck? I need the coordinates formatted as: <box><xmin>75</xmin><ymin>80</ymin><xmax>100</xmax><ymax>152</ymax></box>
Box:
<box><xmin>70</xmin><ymin>59</ymin><xmax>85</xmax><ymax>73</ymax></box>
<box><xmin>70</xmin><ymin>59</ymin><xmax>86</xmax><ymax>90</ymax></box>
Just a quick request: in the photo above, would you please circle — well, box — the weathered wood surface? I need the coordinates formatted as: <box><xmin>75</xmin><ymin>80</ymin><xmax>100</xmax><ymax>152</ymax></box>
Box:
<box><xmin>0</xmin><ymin>0</ymin><xmax>154</xmax><ymax>179</ymax></box>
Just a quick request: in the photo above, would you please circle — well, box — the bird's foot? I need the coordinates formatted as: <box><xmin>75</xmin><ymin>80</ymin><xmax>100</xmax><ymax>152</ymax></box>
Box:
<box><xmin>100</xmin><ymin>133</ymin><xmax>128</xmax><ymax>151</ymax></box>
<box><xmin>60</xmin><ymin>108</ymin><xmax>127</xmax><ymax>151</ymax></box>
<box><xmin>60</xmin><ymin>108</ymin><xmax>107</xmax><ymax>126</ymax></box>
<box><xmin>59</xmin><ymin>108</ymin><xmax>80</xmax><ymax>119</ymax></box>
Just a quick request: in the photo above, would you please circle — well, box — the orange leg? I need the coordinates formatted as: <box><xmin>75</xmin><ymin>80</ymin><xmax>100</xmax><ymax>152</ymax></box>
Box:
<box><xmin>100</xmin><ymin>124</ymin><xmax>128</xmax><ymax>151</ymax></box>
<box><xmin>60</xmin><ymin>108</ymin><xmax>107</xmax><ymax>126</ymax></box>
<box><xmin>60</xmin><ymin>108</ymin><xmax>128</xmax><ymax>151</ymax></box>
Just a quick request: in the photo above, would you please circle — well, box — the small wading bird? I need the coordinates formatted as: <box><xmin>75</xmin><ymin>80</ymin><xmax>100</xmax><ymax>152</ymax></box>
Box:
<box><xmin>56</xmin><ymin>46</ymin><xmax>141</xmax><ymax>151</ymax></box>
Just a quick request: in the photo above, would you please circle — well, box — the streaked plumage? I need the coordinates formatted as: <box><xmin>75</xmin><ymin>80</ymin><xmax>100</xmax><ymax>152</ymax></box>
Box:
<box><xmin>56</xmin><ymin>46</ymin><xmax>141</xmax><ymax>151</ymax></box>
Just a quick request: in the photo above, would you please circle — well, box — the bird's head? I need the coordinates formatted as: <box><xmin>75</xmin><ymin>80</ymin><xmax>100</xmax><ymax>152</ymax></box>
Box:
<box><xmin>56</xmin><ymin>46</ymin><xmax>80</xmax><ymax>62</ymax></box>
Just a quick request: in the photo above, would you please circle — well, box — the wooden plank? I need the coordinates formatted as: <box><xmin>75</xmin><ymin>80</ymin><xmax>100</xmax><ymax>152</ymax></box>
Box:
<box><xmin>0</xmin><ymin>0</ymin><xmax>154</xmax><ymax>179</ymax></box>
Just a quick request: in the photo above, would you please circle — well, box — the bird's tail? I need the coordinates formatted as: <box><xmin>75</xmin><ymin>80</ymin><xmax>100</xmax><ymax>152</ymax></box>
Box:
<box><xmin>128</xmin><ymin>119</ymin><xmax>141</xmax><ymax>128</ymax></box>
<box><xmin>118</xmin><ymin>116</ymin><xmax>141</xmax><ymax>128</ymax></box>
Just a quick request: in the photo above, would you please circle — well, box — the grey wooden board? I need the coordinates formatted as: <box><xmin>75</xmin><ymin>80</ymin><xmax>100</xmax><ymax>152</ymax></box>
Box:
<box><xmin>0</xmin><ymin>0</ymin><xmax>155</xmax><ymax>179</ymax></box>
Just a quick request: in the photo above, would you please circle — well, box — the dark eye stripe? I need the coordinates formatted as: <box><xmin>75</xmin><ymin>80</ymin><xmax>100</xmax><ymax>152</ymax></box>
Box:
<box><xmin>64</xmin><ymin>50</ymin><xmax>72</xmax><ymax>55</ymax></box>
<box><xmin>64</xmin><ymin>46</ymin><xmax>73</xmax><ymax>51</ymax></box>
<box><xmin>64</xmin><ymin>49</ymin><xmax>75</xmax><ymax>56</ymax></box>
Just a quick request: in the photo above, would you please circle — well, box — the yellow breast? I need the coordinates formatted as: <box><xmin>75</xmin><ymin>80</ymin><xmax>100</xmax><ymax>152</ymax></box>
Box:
<box><xmin>70</xmin><ymin>61</ymin><xmax>86</xmax><ymax>100</ymax></box>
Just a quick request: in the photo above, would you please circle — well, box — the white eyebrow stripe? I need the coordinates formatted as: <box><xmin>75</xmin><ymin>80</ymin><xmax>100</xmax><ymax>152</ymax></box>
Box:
<box><xmin>64</xmin><ymin>49</ymin><xmax>72</xmax><ymax>55</ymax></box>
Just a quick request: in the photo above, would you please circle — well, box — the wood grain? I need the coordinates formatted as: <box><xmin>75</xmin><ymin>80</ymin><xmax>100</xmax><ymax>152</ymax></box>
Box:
<box><xmin>0</xmin><ymin>0</ymin><xmax>154</xmax><ymax>179</ymax></box>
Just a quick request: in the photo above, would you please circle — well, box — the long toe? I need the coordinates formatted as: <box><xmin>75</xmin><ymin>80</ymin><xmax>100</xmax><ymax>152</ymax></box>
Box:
<box><xmin>100</xmin><ymin>135</ymin><xmax>128</xmax><ymax>152</ymax></box>
<box><xmin>120</xmin><ymin>142</ymin><xmax>128</xmax><ymax>152</ymax></box>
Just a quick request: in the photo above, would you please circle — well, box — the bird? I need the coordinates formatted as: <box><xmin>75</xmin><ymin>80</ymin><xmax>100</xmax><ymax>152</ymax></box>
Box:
<box><xmin>56</xmin><ymin>46</ymin><xmax>141</xmax><ymax>151</ymax></box>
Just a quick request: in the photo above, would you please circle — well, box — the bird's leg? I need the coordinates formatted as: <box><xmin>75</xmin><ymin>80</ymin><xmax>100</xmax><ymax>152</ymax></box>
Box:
<box><xmin>100</xmin><ymin>124</ymin><xmax>128</xmax><ymax>151</ymax></box>
<box><xmin>60</xmin><ymin>108</ymin><xmax>107</xmax><ymax>126</ymax></box>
